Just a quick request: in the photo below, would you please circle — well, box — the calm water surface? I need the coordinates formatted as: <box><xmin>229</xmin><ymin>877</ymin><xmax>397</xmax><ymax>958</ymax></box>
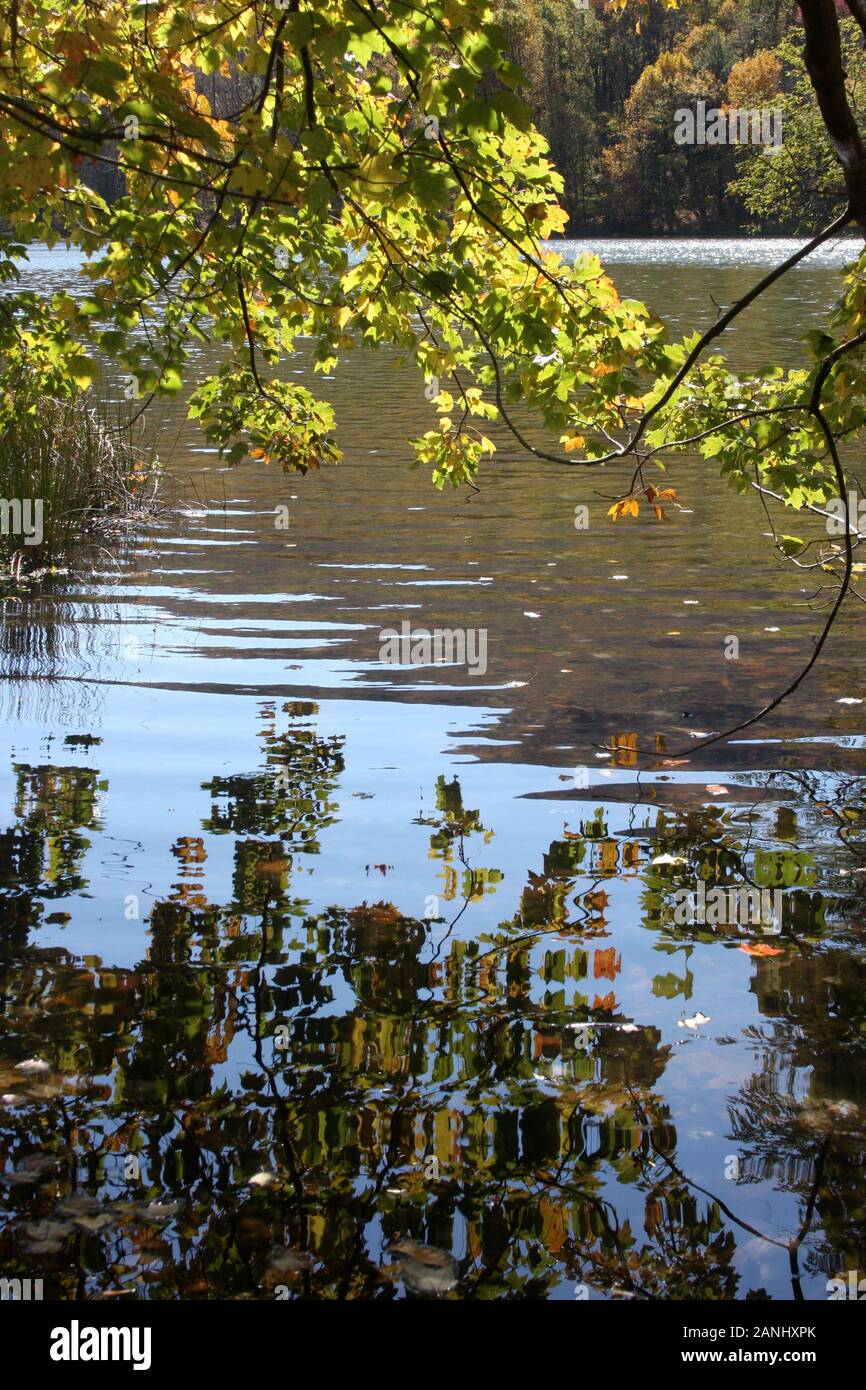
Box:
<box><xmin>1</xmin><ymin>238</ymin><xmax>865</xmax><ymax>1300</ymax></box>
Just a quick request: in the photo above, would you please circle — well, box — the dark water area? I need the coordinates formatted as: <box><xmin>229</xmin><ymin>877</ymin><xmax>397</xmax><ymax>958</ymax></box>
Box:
<box><xmin>1</xmin><ymin>237</ymin><xmax>865</xmax><ymax>1301</ymax></box>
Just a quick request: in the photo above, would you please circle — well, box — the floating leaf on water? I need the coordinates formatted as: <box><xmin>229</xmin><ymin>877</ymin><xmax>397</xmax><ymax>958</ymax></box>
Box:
<box><xmin>26</xmin><ymin>1220</ymin><xmax>75</xmax><ymax>1241</ymax></box>
<box><xmin>73</xmin><ymin>1212</ymin><xmax>117</xmax><ymax>1235</ymax></box>
<box><xmin>387</xmin><ymin>1239</ymin><xmax>455</xmax><ymax>1269</ymax></box>
<box><xmin>739</xmin><ymin>942</ymin><xmax>783</xmax><ymax>957</ymax></box>
<box><xmin>650</xmin><ymin>854</ymin><xmax>686</xmax><ymax>866</ymax></box>
<box><xmin>797</xmin><ymin>1098</ymin><xmax>861</xmax><ymax>1133</ymax></box>
<box><xmin>57</xmin><ymin>1195</ymin><xmax>103</xmax><ymax>1218</ymax></box>
<box><xmin>268</xmin><ymin>1246</ymin><xmax>316</xmax><ymax>1274</ymax></box>
<box><xmin>137</xmin><ymin>1201</ymin><xmax>180</xmax><ymax>1222</ymax></box>
<box><xmin>22</xmin><ymin>1082</ymin><xmax>65</xmax><ymax>1100</ymax></box>
<box><xmin>247</xmin><ymin>1172</ymin><xmax>277</xmax><ymax>1188</ymax></box>
<box><xmin>14</xmin><ymin>1058</ymin><xmax>50</xmax><ymax>1074</ymax></box>
<box><xmin>386</xmin><ymin>1241</ymin><xmax>458</xmax><ymax>1296</ymax></box>
<box><xmin>107</xmin><ymin>1201</ymin><xmax>144</xmax><ymax>1217</ymax></box>
<box><xmin>678</xmin><ymin>1012</ymin><xmax>710</xmax><ymax>1029</ymax></box>
<box><xmin>827</xmin><ymin>1100</ymin><xmax>859</xmax><ymax>1122</ymax></box>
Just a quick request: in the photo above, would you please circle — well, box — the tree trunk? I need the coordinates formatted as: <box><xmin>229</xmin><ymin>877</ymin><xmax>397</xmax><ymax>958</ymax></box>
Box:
<box><xmin>801</xmin><ymin>0</ymin><xmax>866</xmax><ymax>234</ymax></box>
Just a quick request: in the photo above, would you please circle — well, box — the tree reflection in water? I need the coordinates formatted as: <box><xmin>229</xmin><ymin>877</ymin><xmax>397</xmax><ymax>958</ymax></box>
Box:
<box><xmin>0</xmin><ymin>701</ymin><xmax>864</xmax><ymax>1300</ymax></box>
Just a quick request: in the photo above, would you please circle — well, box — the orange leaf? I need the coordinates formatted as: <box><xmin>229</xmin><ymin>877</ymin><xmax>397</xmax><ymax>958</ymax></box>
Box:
<box><xmin>607</xmin><ymin>497</ymin><xmax>640</xmax><ymax>520</ymax></box>
<box><xmin>592</xmin><ymin>992</ymin><xmax>616</xmax><ymax>1012</ymax></box>
<box><xmin>563</xmin><ymin>435</ymin><xmax>585</xmax><ymax>453</ymax></box>
<box><xmin>739</xmin><ymin>943</ymin><xmax>783</xmax><ymax>957</ymax></box>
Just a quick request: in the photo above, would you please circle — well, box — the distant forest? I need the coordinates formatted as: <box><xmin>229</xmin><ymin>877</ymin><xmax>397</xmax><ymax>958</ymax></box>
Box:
<box><xmin>78</xmin><ymin>0</ymin><xmax>862</xmax><ymax>238</ymax></box>
<box><xmin>500</xmin><ymin>0</ymin><xmax>859</xmax><ymax>235</ymax></box>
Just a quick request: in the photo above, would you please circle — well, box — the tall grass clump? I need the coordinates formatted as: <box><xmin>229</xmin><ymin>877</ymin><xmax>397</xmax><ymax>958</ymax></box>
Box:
<box><xmin>0</xmin><ymin>361</ymin><xmax>160</xmax><ymax>579</ymax></box>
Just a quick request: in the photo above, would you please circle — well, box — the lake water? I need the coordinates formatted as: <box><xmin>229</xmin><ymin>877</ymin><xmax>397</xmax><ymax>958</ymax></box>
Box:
<box><xmin>1</xmin><ymin>237</ymin><xmax>865</xmax><ymax>1300</ymax></box>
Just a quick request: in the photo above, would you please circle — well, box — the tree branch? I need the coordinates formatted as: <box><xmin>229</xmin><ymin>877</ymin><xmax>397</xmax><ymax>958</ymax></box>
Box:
<box><xmin>801</xmin><ymin>0</ymin><xmax>866</xmax><ymax>233</ymax></box>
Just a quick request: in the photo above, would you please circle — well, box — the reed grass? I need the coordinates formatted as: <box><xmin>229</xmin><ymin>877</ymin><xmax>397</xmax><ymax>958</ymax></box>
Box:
<box><xmin>0</xmin><ymin>364</ymin><xmax>160</xmax><ymax>577</ymax></box>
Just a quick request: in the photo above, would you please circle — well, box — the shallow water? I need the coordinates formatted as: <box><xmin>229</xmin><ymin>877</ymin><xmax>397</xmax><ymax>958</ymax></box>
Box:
<box><xmin>1</xmin><ymin>240</ymin><xmax>865</xmax><ymax>1301</ymax></box>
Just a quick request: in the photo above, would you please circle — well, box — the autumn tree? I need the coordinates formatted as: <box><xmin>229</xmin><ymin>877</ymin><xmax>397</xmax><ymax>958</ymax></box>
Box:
<box><xmin>2</xmin><ymin>1</ymin><xmax>866</xmax><ymax>746</ymax></box>
<box><xmin>601</xmin><ymin>48</ymin><xmax>725</xmax><ymax>229</ymax></box>
<box><xmin>729</xmin><ymin>19</ymin><xmax>866</xmax><ymax>232</ymax></box>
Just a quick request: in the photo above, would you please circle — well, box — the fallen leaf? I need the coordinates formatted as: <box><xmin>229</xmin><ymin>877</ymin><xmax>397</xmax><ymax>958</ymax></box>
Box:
<box><xmin>73</xmin><ymin>1213</ymin><xmax>116</xmax><ymax>1235</ymax></box>
<box><xmin>386</xmin><ymin>1241</ymin><xmax>458</xmax><ymax>1295</ymax></box>
<box><xmin>269</xmin><ymin>1246</ymin><xmax>316</xmax><ymax>1274</ymax></box>
<box><xmin>248</xmin><ymin>1172</ymin><xmax>277</xmax><ymax>1188</ymax></box>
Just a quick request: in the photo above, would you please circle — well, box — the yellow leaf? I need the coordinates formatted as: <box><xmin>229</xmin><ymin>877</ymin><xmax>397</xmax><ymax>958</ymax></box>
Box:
<box><xmin>563</xmin><ymin>435</ymin><xmax>585</xmax><ymax>453</ymax></box>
